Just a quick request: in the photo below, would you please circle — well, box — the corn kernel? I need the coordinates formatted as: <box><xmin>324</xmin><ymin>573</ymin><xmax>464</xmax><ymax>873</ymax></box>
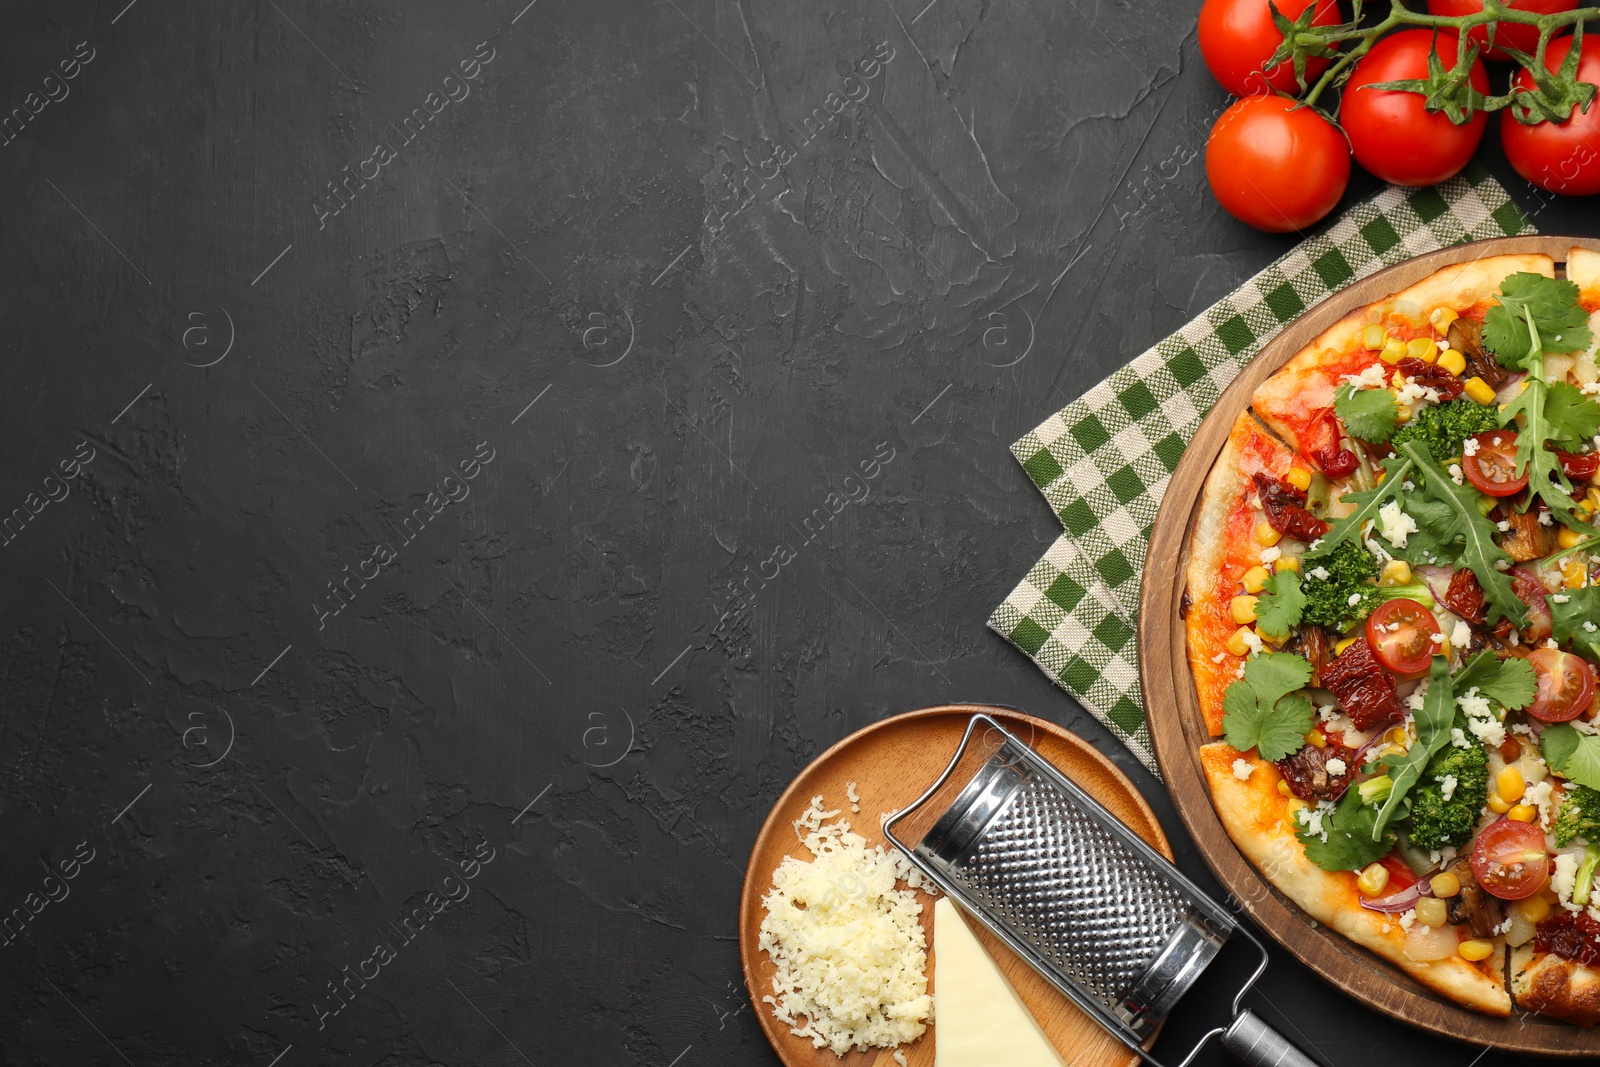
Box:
<box><xmin>1380</xmin><ymin>560</ymin><xmax>1412</xmax><ymax>586</ymax></box>
<box><xmin>1509</xmin><ymin>803</ymin><xmax>1539</xmax><ymax>823</ymax></box>
<box><xmin>1380</xmin><ymin>338</ymin><xmax>1408</xmax><ymax>364</ymax></box>
<box><xmin>1242</xmin><ymin>566</ymin><xmax>1271</xmax><ymax>594</ymax></box>
<box><xmin>1436</xmin><ymin>349</ymin><xmax>1467</xmax><ymax>376</ymax></box>
<box><xmin>1560</xmin><ymin>527</ymin><xmax>1586</xmax><ymax>550</ymax></box>
<box><xmin>1416</xmin><ymin>897</ymin><xmax>1450</xmax><ymax>928</ymax></box>
<box><xmin>1231</xmin><ymin>595</ymin><xmax>1259</xmax><ymax>624</ymax></box>
<box><xmin>1579</xmin><ymin>504</ymin><xmax>1594</xmax><ymax>522</ymax></box>
<box><xmin>1458</xmin><ymin>939</ymin><xmax>1495</xmax><ymax>962</ymax></box>
<box><xmin>1586</xmin><ymin>487</ymin><xmax>1600</xmax><ymax>511</ymax></box>
<box><xmin>1259</xmin><ymin>626</ymin><xmax>1290</xmax><ymax>648</ymax></box>
<box><xmin>1226</xmin><ymin>627</ymin><xmax>1253</xmax><ymax>657</ymax></box>
<box><xmin>1407</xmin><ymin>337</ymin><xmax>1437</xmax><ymax>362</ymax></box>
<box><xmin>1438</xmin><ymin>637</ymin><xmax>1451</xmax><ymax>659</ymax></box>
<box><xmin>1518</xmin><ymin>895</ymin><xmax>1552</xmax><ymax>923</ymax></box>
<box><xmin>1430</xmin><ymin>872</ymin><xmax>1461</xmax><ymax>898</ymax></box>
<box><xmin>1488</xmin><ymin>793</ymin><xmax>1513</xmax><ymax>814</ymax></box>
<box><xmin>1387</xmin><ymin>727</ymin><xmax>1409</xmax><ymax>746</ymax></box>
<box><xmin>1286</xmin><ymin>466</ymin><xmax>1312</xmax><ymax>491</ymax></box>
<box><xmin>1306</xmin><ymin>729</ymin><xmax>1327</xmax><ymax>749</ymax></box>
<box><xmin>1463</xmin><ymin>376</ymin><xmax>1497</xmax><ymax>405</ymax></box>
<box><xmin>1377</xmin><ymin>467</ymin><xmax>1389</xmax><ymax>483</ymax></box>
<box><xmin>1394</xmin><ymin>403</ymin><xmax>1414</xmax><ymax>422</ymax></box>
<box><xmin>1391</xmin><ymin>370</ymin><xmax>1407</xmax><ymax>389</ymax></box>
<box><xmin>1285</xmin><ymin>797</ymin><xmax>1306</xmax><ymax>821</ymax></box>
<box><xmin>1497</xmin><ymin>767</ymin><xmax>1526</xmax><ymax>805</ymax></box>
<box><xmin>1363</xmin><ymin>324</ymin><xmax>1388</xmax><ymax>350</ymax></box>
<box><xmin>1277</xmin><ymin>779</ymin><xmax>1293</xmax><ymax>797</ymax></box>
<box><xmin>1431</xmin><ymin>306</ymin><xmax>1459</xmax><ymax>333</ymax></box>
<box><xmin>1254</xmin><ymin>522</ymin><xmax>1281</xmax><ymax>547</ymax></box>
<box><xmin>1564</xmin><ymin>560</ymin><xmax>1588</xmax><ymax>590</ymax></box>
<box><xmin>1276</xmin><ymin>555</ymin><xmax>1300</xmax><ymax>574</ymax></box>
<box><xmin>1356</xmin><ymin>862</ymin><xmax>1390</xmax><ymax>897</ymax></box>
<box><xmin>1334</xmin><ymin>635</ymin><xmax>1359</xmax><ymax>655</ymax></box>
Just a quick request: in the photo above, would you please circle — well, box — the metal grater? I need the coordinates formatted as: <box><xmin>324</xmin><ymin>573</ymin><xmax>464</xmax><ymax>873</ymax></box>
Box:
<box><xmin>884</xmin><ymin>714</ymin><xmax>1319</xmax><ymax>1067</ymax></box>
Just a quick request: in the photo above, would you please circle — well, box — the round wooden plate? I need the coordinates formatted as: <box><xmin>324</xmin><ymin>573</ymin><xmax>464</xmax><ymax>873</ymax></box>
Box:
<box><xmin>1141</xmin><ymin>236</ymin><xmax>1600</xmax><ymax>1056</ymax></box>
<box><xmin>739</xmin><ymin>704</ymin><xmax>1170</xmax><ymax>1067</ymax></box>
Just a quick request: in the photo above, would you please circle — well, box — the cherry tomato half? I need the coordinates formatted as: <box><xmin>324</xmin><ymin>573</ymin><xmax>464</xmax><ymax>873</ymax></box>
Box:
<box><xmin>1503</xmin><ymin>35</ymin><xmax>1600</xmax><ymax>197</ymax></box>
<box><xmin>1559</xmin><ymin>448</ymin><xmax>1600</xmax><ymax>482</ymax></box>
<box><xmin>1471</xmin><ymin>817</ymin><xmax>1551</xmax><ymax>900</ymax></box>
<box><xmin>1342</xmin><ymin>30</ymin><xmax>1490</xmax><ymax>187</ymax></box>
<box><xmin>1527</xmin><ymin>647</ymin><xmax>1598</xmax><ymax>723</ymax></box>
<box><xmin>1206</xmin><ymin>96</ymin><xmax>1351</xmax><ymax>233</ymax></box>
<box><xmin>1512</xmin><ymin>565</ymin><xmax>1555</xmax><ymax>644</ymax></box>
<box><xmin>1365</xmin><ymin>598</ymin><xmax>1443</xmax><ymax>676</ymax></box>
<box><xmin>1427</xmin><ymin>0</ymin><xmax>1580</xmax><ymax>63</ymax></box>
<box><xmin>1199</xmin><ymin>0</ymin><xmax>1341</xmax><ymax>97</ymax></box>
<box><xmin>1464</xmin><ymin>429</ymin><xmax>1529</xmax><ymax>497</ymax></box>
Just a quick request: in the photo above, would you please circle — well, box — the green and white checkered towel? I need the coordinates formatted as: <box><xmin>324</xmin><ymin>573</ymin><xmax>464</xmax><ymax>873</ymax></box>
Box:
<box><xmin>988</xmin><ymin>166</ymin><xmax>1534</xmax><ymax>774</ymax></box>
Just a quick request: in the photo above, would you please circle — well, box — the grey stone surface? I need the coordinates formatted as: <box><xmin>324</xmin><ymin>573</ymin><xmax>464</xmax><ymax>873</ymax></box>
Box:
<box><xmin>0</xmin><ymin>2</ymin><xmax>1595</xmax><ymax>1065</ymax></box>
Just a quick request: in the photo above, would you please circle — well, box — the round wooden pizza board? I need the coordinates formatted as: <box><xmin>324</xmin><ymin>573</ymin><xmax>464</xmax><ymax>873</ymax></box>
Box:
<box><xmin>1142</xmin><ymin>236</ymin><xmax>1600</xmax><ymax>1056</ymax></box>
<box><xmin>739</xmin><ymin>705</ymin><xmax>1168</xmax><ymax>1067</ymax></box>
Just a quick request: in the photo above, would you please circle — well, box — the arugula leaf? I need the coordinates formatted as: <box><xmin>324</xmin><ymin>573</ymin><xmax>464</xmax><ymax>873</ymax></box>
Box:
<box><xmin>1551</xmin><ymin>586</ymin><xmax>1600</xmax><ymax>664</ymax></box>
<box><xmin>1482</xmin><ymin>272</ymin><xmax>1593</xmax><ymax>369</ymax></box>
<box><xmin>1387</xmin><ymin>494</ymin><xmax>1460</xmax><ymax>566</ymax></box>
<box><xmin>1543</xmin><ymin>724</ymin><xmax>1600</xmax><ymax>792</ymax></box>
<box><xmin>1334</xmin><ymin>383</ymin><xmax>1400</xmax><ymax>444</ymax></box>
<box><xmin>1500</xmin><ymin>379</ymin><xmax>1589</xmax><ymax>526</ymax></box>
<box><xmin>1299</xmin><ymin>785</ymin><xmax>1396</xmax><ymax>872</ymax></box>
<box><xmin>1221</xmin><ymin>652</ymin><xmax>1316</xmax><ymax>762</ymax></box>
<box><xmin>1545</xmin><ymin>380</ymin><xmax>1600</xmax><ymax>447</ymax></box>
<box><xmin>1302</xmin><ymin>459</ymin><xmax>1414</xmax><ymax>561</ymax></box>
<box><xmin>1374</xmin><ymin>656</ymin><xmax>1454</xmax><ymax>841</ymax></box>
<box><xmin>1453</xmin><ymin>649</ymin><xmax>1537</xmax><ymax>711</ymax></box>
<box><xmin>1395</xmin><ymin>440</ymin><xmax>1528</xmax><ymax>628</ymax></box>
<box><xmin>1254</xmin><ymin>569</ymin><xmax>1305</xmax><ymax>641</ymax></box>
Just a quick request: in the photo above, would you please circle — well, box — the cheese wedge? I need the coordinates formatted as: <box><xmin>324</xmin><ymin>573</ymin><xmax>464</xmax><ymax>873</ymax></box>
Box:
<box><xmin>933</xmin><ymin>897</ymin><xmax>1067</xmax><ymax>1067</ymax></box>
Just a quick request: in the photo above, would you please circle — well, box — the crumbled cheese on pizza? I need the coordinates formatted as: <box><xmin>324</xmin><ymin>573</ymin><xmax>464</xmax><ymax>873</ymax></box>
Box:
<box><xmin>1343</xmin><ymin>364</ymin><xmax>1389</xmax><ymax>389</ymax></box>
<box><xmin>1260</xmin><ymin>545</ymin><xmax>1282</xmax><ymax>563</ymax></box>
<box><xmin>1395</xmin><ymin>377</ymin><xmax>1441</xmax><ymax>406</ymax></box>
<box><xmin>1297</xmin><ymin>801</ymin><xmax>1336</xmax><ymax>842</ymax></box>
<box><xmin>1450</xmin><ymin>726</ymin><xmax>1471</xmax><ymax>749</ymax></box>
<box><xmin>1450</xmin><ymin>618</ymin><xmax>1472</xmax><ymax>651</ymax></box>
<box><xmin>1448</xmin><ymin>463</ymin><xmax>1465</xmax><ymax>486</ymax></box>
<box><xmin>1496</xmin><ymin>520</ymin><xmax>1512</xmax><ymax>532</ymax></box>
<box><xmin>759</xmin><ymin>797</ymin><xmax>933</xmax><ymax>1055</ymax></box>
<box><xmin>1492</xmin><ymin>916</ymin><xmax>1514</xmax><ymax>936</ymax></box>
<box><xmin>1377</xmin><ymin>500</ymin><xmax>1419</xmax><ymax>548</ymax></box>
<box><xmin>1240</xmin><ymin>629</ymin><xmax>1264</xmax><ymax>657</ymax></box>
<box><xmin>1232</xmin><ymin>759</ymin><xmax>1255</xmax><ymax>781</ymax></box>
<box><xmin>1398</xmin><ymin>908</ymin><xmax>1417</xmax><ymax>931</ymax></box>
<box><xmin>1546</xmin><ymin>638</ymin><xmax>1560</xmax><ymax>649</ymax></box>
<box><xmin>1309</xmin><ymin>566</ymin><xmax>1331</xmax><ymax>581</ymax></box>
<box><xmin>1403</xmin><ymin>480</ymin><xmax>1416</xmax><ymax>492</ymax></box>
<box><xmin>1348</xmin><ymin>592</ymin><xmax>1363</xmax><ymax>607</ymax></box>
<box><xmin>1325</xmin><ymin>757</ymin><xmax>1348</xmax><ymax>777</ymax></box>
<box><xmin>1553</xmin><ymin>593</ymin><xmax>1573</xmax><ymax>604</ymax></box>
<box><xmin>1524</xmin><ymin>779</ymin><xmax>1556</xmax><ymax>828</ymax></box>
<box><xmin>1554</xmin><ymin>852</ymin><xmax>1582</xmax><ymax>911</ymax></box>
<box><xmin>1494</xmin><ymin>559</ymin><xmax>1511</xmax><ymax>572</ymax></box>
<box><xmin>1438</xmin><ymin>774</ymin><xmax>1458</xmax><ymax>802</ymax></box>
<box><xmin>1462</xmin><ymin>437</ymin><xmax>1480</xmax><ymax>457</ymax></box>
<box><xmin>1407</xmin><ymin>681</ymin><xmax>1430</xmax><ymax>712</ymax></box>
<box><xmin>1457</xmin><ymin>687</ymin><xmax>1506</xmax><ymax>748</ymax></box>
<box><xmin>1540</xmin><ymin>511</ymin><xmax>1554</xmax><ymax>526</ymax></box>
<box><xmin>1212</xmin><ymin>651</ymin><xmax>1228</xmax><ymax>664</ymax></box>
<box><xmin>1588</xmin><ymin>622</ymin><xmax>1599</xmax><ymax>634</ymax></box>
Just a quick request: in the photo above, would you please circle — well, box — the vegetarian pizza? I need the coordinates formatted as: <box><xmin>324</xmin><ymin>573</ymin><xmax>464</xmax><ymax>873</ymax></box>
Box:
<box><xmin>1185</xmin><ymin>249</ymin><xmax>1600</xmax><ymax>1024</ymax></box>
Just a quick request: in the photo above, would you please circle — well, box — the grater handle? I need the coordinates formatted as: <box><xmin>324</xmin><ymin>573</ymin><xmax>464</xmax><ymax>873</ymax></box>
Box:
<box><xmin>1220</xmin><ymin>1010</ymin><xmax>1320</xmax><ymax>1067</ymax></box>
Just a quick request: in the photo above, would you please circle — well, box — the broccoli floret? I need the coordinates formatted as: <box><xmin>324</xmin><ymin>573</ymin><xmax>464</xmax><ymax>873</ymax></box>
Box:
<box><xmin>1390</xmin><ymin>399</ymin><xmax>1499</xmax><ymax>464</ymax></box>
<box><xmin>1554</xmin><ymin>784</ymin><xmax>1600</xmax><ymax>847</ymax></box>
<box><xmin>1301</xmin><ymin>541</ymin><xmax>1436</xmax><ymax>631</ymax></box>
<box><xmin>1406</xmin><ymin>726</ymin><xmax>1489</xmax><ymax>851</ymax></box>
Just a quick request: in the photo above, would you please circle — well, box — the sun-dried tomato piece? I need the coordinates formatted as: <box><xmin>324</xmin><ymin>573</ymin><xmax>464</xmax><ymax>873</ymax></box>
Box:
<box><xmin>1442</xmin><ymin>569</ymin><xmax>1487</xmax><ymax>626</ymax></box>
<box><xmin>1319</xmin><ymin>638</ymin><xmax>1403</xmax><ymax>731</ymax></box>
<box><xmin>1396</xmin><ymin>357</ymin><xmax>1465</xmax><ymax>401</ymax></box>
<box><xmin>1276</xmin><ymin>740</ymin><xmax>1357</xmax><ymax>802</ymax></box>
<box><xmin>1251</xmin><ymin>472</ymin><xmax>1330</xmax><ymax>544</ymax></box>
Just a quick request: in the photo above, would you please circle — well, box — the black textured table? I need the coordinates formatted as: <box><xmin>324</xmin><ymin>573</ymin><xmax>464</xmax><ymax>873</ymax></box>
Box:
<box><xmin>3</xmin><ymin>3</ymin><xmax>1596</xmax><ymax>1066</ymax></box>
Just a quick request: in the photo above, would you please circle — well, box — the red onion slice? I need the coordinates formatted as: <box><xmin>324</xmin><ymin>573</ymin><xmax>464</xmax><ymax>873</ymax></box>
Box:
<box><xmin>1359</xmin><ymin>877</ymin><xmax>1435</xmax><ymax>914</ymax></box>
<box><xmin>1417</xmin><ymin>565</ymin><xmax>1454</xmax><ymax>606</ymax></box>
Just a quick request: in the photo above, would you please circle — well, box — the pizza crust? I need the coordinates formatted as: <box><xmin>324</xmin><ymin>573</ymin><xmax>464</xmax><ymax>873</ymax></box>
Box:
<box><xmin>1183</xmin><ymin>413</ymin><xmax>1297</xmax><ymax>735</ymax></box>
<box><xmin>1250</xmin><ymin>254</ymin><xmax>1557</xmax><ymax>457</ymax></box>
<box><xmin>1200</xmin><ymin>744</ymin><xmax>1512</xmax><ymax>1017</ymax></box>
<box><xmin>1512</xmin><ymin>943</ymin><xmax>1600</xmax><ymax>1026</ymax></box>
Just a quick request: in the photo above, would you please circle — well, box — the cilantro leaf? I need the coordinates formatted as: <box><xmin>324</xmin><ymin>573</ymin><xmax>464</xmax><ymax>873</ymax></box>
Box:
<box><xmin>1545</xmin><ymin>381</ymin><xmax>1600</xmax><ymax>447</ymax></box>
<box><xmin>1334</xmin><ymin>383</ymin><xmax>1401</xmax><ymax>444</ymax></box>
<box><xmin>1543</xmin><ymin>724</ymin><xmax>1600</xmax><ymax>792</ymax></box>
<box><xmin>1374</xmin><ymin>656</ymin><xmax>1454</xmax><ymax>841</ymax></box>
<box><xmin>1395</xmin><ymin>440</ymin><xmax>1527</xmax><ymax>628</ymax></box>
<box><xmin>1299</xmin><ymin>785</ymin><xmax>1396</xmax><ymax>872</ymax></box>
<box><xmin>1551</xmin><ymin>586</ymin><xmax>1600</xmax><ymax>664</ymax></box>
<box><xmin>1453</xmin><ymin>649</ymin><xmax>1537</xmax><ymax>711</ymax></box>
<box><xmin>1482</xmin><ymin>272</ymin><xmax>1593</xmax><ymax>369</ymax></box>
<box><xmin>1302</xmin><ymin>460</ymin><xmax>1414</xmax><ymax>561</ymax></box>
<box><xmin>1254</xmin><ymin>569</ymin><xmax>1305</xmax><ymax>641</ymax></box>
<box><xmin>1221</xmin><ymin>652</ymin><xmax>1316</xmax><ymax>762</ymax></box>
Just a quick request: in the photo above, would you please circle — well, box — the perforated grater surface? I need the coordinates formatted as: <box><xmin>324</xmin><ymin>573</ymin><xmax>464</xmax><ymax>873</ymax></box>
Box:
<box><xmin>884</xmin><ymin>714</ymin><xmax>1319</xmax><ymax>1067</ymax></box>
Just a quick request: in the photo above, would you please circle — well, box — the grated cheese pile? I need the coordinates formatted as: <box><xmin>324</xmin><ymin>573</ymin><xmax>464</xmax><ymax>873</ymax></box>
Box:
<box><xmin>758</xmin><ymin>795</ymin><xmax>934</xmax><ymax>1056</ymax></box>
